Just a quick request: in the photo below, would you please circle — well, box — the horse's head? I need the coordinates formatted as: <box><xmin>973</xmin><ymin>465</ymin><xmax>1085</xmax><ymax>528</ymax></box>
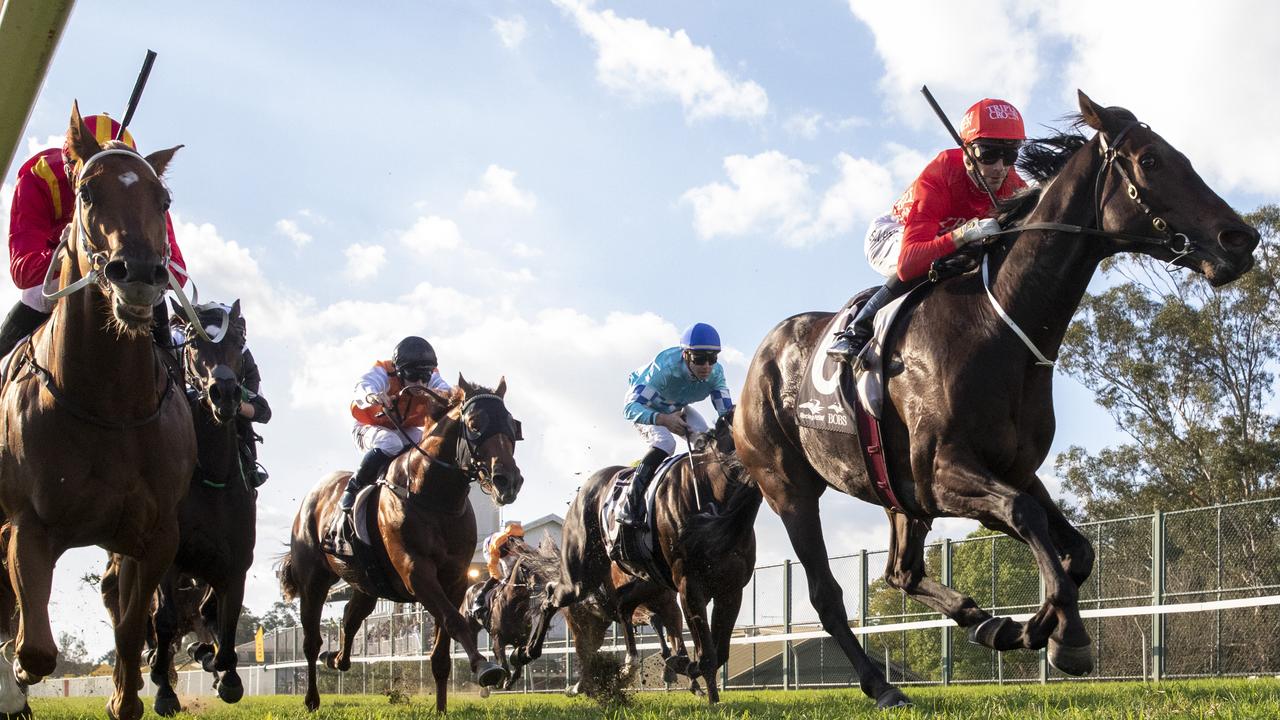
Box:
<box><xmin>690</xmin><ymin>409</ymin><xmax>750</xmax><ymax>486</ymax></box>
<box><xmin>1077</xmin><ymin>91</ymin><xmax>1258</xmax><ymax>286</ymax></box>
<box><xmin>454</xmin><ymin>375</ymin><xmax>524</xmax><ymax>505</ymax></box>
<box><xmin>179</xmin><ymin>299</ymin><xmax>246</xmax><ymax>425</ymax></box>
<box><xmin>64</xmin><ymin>101</ymin><xmax>182</xmax><ymax>333</ymax></box>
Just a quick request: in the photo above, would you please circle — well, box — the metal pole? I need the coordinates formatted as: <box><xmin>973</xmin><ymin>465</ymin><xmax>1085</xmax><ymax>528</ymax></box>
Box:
<box><xmin>1152</xmin><ymin>511</ymin><xmax>1165</xmax><ymax>682</ymax></box>
<box><xmin>1038</xmin><ymin>572</ymin><xmax>1047</xmax><ymax>684</ymax></box>
<box><xmin>1215</xmin><ymin>506</ymin><xmax>1223</xmax><ymax>676</ymax></box>
<box><xmin>782</xmin><ymin>559</ymin><xmax>792</xmax><ymax>690</ymax></box>
<box><xmin>941</xmin><ymin>538</ymin><xmax>952</xmax><ymax>686</ymax></box>
<box><xmin>0</xmin><ymin>0</ymin><xmax>76</xmax><ymax>179</ymax></box>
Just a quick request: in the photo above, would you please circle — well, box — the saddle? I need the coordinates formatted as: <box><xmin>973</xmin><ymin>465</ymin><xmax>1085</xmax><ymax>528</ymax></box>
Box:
<box><xmin>601</xmin><ymin>456</ymin><xmax>684</xmax><ymax>589</ymax></box>
<box><xmin>322</xmin><ymin>481</ymin><xmax>415</xmax><ymax>603</ymax></box>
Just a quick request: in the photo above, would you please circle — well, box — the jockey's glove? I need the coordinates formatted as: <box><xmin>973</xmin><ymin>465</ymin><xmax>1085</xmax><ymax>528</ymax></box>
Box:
<box><xmin>950</xmin><ymin>218</ymin><xmax>1001</xmax><ymax>248</ymax></box>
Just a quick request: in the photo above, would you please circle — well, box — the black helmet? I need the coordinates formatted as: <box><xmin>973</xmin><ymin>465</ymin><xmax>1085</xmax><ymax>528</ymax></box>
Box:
<box><xmin>393</xmin><ymin>336</ymin><xmax>438</xmax><ymax>377</ymax></box>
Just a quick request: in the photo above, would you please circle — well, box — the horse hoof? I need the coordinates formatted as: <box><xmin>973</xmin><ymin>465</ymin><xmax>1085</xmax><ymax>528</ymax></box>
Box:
<box><xmin>967</xmin><ymin>615</ymin><xmax>1021</xmax><ymax>651</ymax></box>
<box><xmin>875</xmin><ymin>687</ymin><xmax>912</xmax><ymax>709</ymax></box>
<box><xmin>216</xmin><ymin>674</ymin><xmax>245</xmax><ymax>703</ymax></box>
<box><xmin>189</xmin><ymin>642</ymin><xmax>216</xmax><ymax>673</ymax></box>
<box><xmin>304</xmin><ymin>693</ymin><xmax>320</xmax><ymax>712</ymax></box>
<box><xmin>1047</xmin><ymin>639</ymin><xmax>1094</xmax><ymax>676</ymax></box>
<box><xmin>565</xmin><ymin>683</ymin><xmax>580</xmax><ymax>697</ymax></box>
<box><xmin>475</xmin><ymin>661</ymin><xmax>507</xmax><ymax>688</ymax></box>
<box><xmin>319</xmin><ymin>651</ymin><xmax>339</xmax><ymax>671</ymax></box>
<box><xmin>154</xmin><ymin>689</ymin><xmax>182</xmax><ymax>717</ymax></box>
<box><xmin>479</xmin><ymin>686</ymin><xmax>491</xmax><ymax>699</ymax></box>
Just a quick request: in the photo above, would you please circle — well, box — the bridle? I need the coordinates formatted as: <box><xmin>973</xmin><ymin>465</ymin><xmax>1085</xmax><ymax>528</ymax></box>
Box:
<box><xmin>381</xmin><ymin>389</ymin><xmax>523</xmax><ymax>487</ymax></box>
<box><xmin>978</xmin><ymin>121</ymin><xmax>1199</xmax><ymax>368</ymax></box>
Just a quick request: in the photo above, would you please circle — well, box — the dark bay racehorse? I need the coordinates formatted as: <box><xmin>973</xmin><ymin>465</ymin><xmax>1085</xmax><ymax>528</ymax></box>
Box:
<box><xmin>734</xmin><ymin>92</ymin><xmax>1259</xmax><ymax>708</ymax></box>
<box><xmin>279</xmin><ymin>378</ymin><xmax>523</xmax><ymax>713</ymax></box>
<box><xmin>522</xmin><ymin>414</ymin><xmax>760</xmax><ymax>703</ymax></box>
<box><xmin>102</xmin><ymin>300</ymin><xmax>257</xmax><ymax>715</ymax></box>
<box><xmin>0</xmin><ymin>104</ymin><xmax>195</xmax><ymax>720</ymax></box>
<box><xmin>462</xmin><ymin>537</ymin><xmax>557</xmax><ymax>691</ymax></box>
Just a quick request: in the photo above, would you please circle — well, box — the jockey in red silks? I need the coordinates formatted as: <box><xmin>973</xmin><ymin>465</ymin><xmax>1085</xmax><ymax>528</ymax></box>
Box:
<box><xmin>2</xmin><ymin>113</ymin><xmax>187</xmax><ymax>357</ymax></box>
<box><xmin>828</xmin><ymin>98</ymin><xmax>1029</xmax><ymax>364</ymax></box>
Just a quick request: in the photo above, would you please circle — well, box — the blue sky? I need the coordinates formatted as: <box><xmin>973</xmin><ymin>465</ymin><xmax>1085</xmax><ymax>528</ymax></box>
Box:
<box><xmin>3</xmin><ymin>0</ymin><xmax>1277</xmax><ymax>656</ymax></box>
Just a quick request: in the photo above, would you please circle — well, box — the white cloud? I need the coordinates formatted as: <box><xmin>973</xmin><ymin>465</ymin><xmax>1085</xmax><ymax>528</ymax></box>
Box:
<box><xmin>275</xmin><ymin>218</ymin><xmax>313</xmax><ymax>248</ymax></box>
<box><xmin>552</xmin><ymin>0</ymin><xmax>768</xmax><ymax>121</ymax></box>
<box><xmin>343</xmin><ymin>243</ymin><xmax>385</xmax><ymax>280</ymax></box>
<box><xmin>1040</xmin><ymin>0</ymin><xmax>1280</xmax><ymax>195</ymax></box>
<box><xmin>26</xmin><ymin>135</ymin><xmax>63</xmax><ymax>156</ymax></box>
<box><xmin>846</xmin><ymin>0</ymin><xmax>1040</xmax><ymax>129</ymax></box>
<box><xmin>398</xmin><ymin>215</ymin><xmax>462</xmax><ymax>255</ymax></box>
<box><xmin>512</xmin><ymin>241</ymin><xmax>543</xmax><ymax>258</ymax></box>
<box><xmin>463</xmin><ymin>164</ymin><xmax>537</xmax><ymax>212</ymax></box>
<box><xmin>784</xmin><ymin>112</ymin><xmax>824</xmax><ymax>140</ymax></box>
<box><xmin>492</xmin><ymin>14</ymin><xmax>528</xmax><ymax>49</ymax></box>
<box><xmin>681</xmin><ymin>150</ymin><xmax>899</xmax><ymax>247</ymax></box>
<box><xmin>681</xmin><ymin>151</ymin><xmax>815</xmax><ymax>243</ymax></box>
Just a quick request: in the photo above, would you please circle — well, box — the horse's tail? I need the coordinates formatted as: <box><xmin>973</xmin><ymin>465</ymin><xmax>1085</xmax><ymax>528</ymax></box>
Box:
<box><xmin>276</xmin><ymin>549</ymin><xmax>300</xmax><ymax>602</ymax></box>
<box><xmin>678</xmin><ymin>463</ymin><xmax>763</xmax><ymax>562</ymax></box>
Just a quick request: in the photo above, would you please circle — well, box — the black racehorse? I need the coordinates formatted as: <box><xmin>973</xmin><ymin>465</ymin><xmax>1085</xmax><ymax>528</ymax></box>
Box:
<box><xmin>522</xmin><ymin>413</ymin><xmax>760</xmax><ymax>703</ymax></box>
<box><xmin>733</xmin><ymin>91</ymin><xmax>1259</xmax><ymax>708</ymax></box>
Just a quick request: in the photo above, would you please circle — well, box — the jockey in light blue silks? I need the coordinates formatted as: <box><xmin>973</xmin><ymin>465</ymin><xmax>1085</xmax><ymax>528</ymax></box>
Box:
<box><xmin>616</xmin><ymin>322</ymin><xmax>734</xmax><ymax>527</ymax></box>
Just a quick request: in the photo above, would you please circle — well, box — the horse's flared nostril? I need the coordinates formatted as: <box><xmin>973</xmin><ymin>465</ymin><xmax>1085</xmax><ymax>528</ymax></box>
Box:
<box><xmin>103</xmin><ymin>260</ymin><xmax>129</xmax><ymax>284</ymax></box>
<box><xmin>1219</xmin><ymin>227</ymin><xmax>1259</xmax><ymax>253</ymax></box>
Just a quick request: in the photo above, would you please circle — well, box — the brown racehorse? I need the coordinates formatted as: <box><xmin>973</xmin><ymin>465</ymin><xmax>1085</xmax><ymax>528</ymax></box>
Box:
<box><xmin>102</xmin><ymin>301</ymin><xmax>257</xmax><ymax>716</ymax></box>
<box><xmin>522</xmin><ymin>413</ymin><xmax>760</xmax><ymax>703</ymax></box>
<box><xmin>279</xmin><ymin>377</ymin><xmax>524</xmax><ymax>713</ymax></box>
<box><xmin>733</xmin><ymin>92</ymin><xmax>1260</xmax><ymax>709</ymax></box>
<box><xmin>0</xmin><ymin>104</ymin><xmax>195</xmax><ymax>720</ymax></box>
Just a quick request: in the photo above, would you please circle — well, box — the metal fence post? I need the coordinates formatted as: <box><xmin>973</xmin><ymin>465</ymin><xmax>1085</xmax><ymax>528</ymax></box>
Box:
<box><xmin>941</xmin><ymin>538</ymin><xmax>952</xmax><ymax>686</ymax></box>
<box><xmin>782</xmin><ymin>559</ymin><xmax>792</xmax><ymax>690</ymax></box>
<box><xmin>1038</xmin><ymin>572</ymin><xmax>1047</xmax><ymax>684</ymax></box>
<box><xmin>859</xmin><ymin>549</ymin><xmax>868</xmax><ymax>629</ymax></box>
<box><xmin>1152</xmin><ymin>510</ymin><xmax>1165</xmax><ymax>682</ymax></box>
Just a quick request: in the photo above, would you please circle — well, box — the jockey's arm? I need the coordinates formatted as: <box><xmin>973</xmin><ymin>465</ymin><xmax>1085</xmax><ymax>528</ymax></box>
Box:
<box><xmin>710</xmin><ymin>366</ymin><xmax>734</xmax><ymax>417</ymax></box>
<box><xmin>895</xmin><ymin>175</ymin><xmax>961</xmax><ymax>282</ymax></box>
<box><xmin>623</xmin><ymin>358</ymin><xmax>664</xmax><ymax>425</ymax></box>
<box><xmin>8</xmin><ymin>172</ymin><xmax>59</xmax><ymax>290</ymax></box>
<box><xmin>239</xmin><ymin>348</ymin><xmax>271</xmax><ymax>423</ymax></box>
<box><xmin>353</xmin><ymin>365</ymin><xmax>391</xmax><ymax>409</ymax></box>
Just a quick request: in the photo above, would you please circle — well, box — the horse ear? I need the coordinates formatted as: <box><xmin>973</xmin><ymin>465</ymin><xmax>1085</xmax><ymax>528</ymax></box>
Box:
<box><xmin>230</xmin><ymin>299</ymin><xmax>242</xmax><ymax>321</ymax></box>
<box><xmin>66</xmin><ymin>101</ymin><xmax>101</xmax><ymax>165</ymax></box>
<box><xmin>145</xmin><ymin>145</ymin><xmax>183</xmax><ymax>178</ymax></box>
<box><xmin>495</xmin><ymin>376</ymin><xmax>507</xmax><ymax>398</ymax></box>
<box><xmin>1076</xmin><ymin>90</ymin><xmax>1124</xmax><ymax>136</ymax></box>
<box><xmin>456</xmin><ymin>374</ymin><xmax>469</xmax><ymax>393</ymax></box>
<box><xmin>168</xmin><ymin>296</ymin><xmax>184</xmax><ymax>321</ymax></box>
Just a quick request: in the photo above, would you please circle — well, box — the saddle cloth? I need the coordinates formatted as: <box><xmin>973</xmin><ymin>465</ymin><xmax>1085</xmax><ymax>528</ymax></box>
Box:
<box><xmin>798</xmin><ymin>288</ymin><xmax>923</xmax><ymax>514</ymax></box>
<box><xmin>324</xmin><ymin>481</ymin><xmax>416</xmax><ymax>603</ymax></box>
<box><xmin>600</xmin><ymin>455</ymin><xmax>683</xmax><ymax>589</ymax></box>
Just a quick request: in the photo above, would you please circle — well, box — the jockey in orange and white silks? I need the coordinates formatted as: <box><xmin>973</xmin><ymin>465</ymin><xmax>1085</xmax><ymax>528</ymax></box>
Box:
<box><xmin>469</xmin><ymin>522</ymin><xmax>527</xmax><ymax>618</ymax></box>
<box><xmin>340</xmin><ymin>336</ymin><xmax>451</xmax><ymax>511</ymax></box>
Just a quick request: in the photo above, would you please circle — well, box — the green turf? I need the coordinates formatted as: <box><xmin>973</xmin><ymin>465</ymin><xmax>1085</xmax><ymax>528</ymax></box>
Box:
<box><xmin>29</xmin><ymin>679</ymin><xmax>1280</xmax><ymax>719</ymax></box>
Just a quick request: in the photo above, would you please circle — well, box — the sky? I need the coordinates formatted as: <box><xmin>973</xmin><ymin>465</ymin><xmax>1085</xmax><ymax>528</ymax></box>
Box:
<box><xmin>2</xmin><ymin>0</ymin><xmax>1278</xmax><ymax>657</ymax></box>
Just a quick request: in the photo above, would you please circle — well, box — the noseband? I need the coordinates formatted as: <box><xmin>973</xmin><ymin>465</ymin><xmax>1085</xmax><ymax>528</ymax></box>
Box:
<box><xmin>384</xmin><ymin>391</ymin><xmax>522</xmax><ymax>485</ymax></box>
<box><xmin>1094</xmin><ymin>121</ymin><xmax>1195</xmax><ymax>259</ymax></box>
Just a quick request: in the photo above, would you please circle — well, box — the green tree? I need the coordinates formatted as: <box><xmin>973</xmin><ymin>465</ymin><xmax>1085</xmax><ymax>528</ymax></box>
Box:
<box><xmin>1056</xmin><ymin>205</ymin><xmax>1280</xmax><ymax>519</ymax></box>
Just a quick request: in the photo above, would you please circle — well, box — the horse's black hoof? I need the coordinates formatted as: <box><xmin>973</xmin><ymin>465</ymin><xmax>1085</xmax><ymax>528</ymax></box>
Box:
<box><xmin>967</xmin><ymin>615</ymin><xmax>1020</xmax><ymax>650</ymax></box>
<box><xmin>318</xmin><ymin>650</ymin><xmax>339</xmax><ymax>670</ymax></box>
<box><xmin>876</xmin><ymin>687</ymin><xmax>912</xmax><ymax>709</ymax></box>
<box><xmin>475</xmin><ymin>661</ymin><xmax>507</xmax><ymax>688</ymax></box>
<box><xmin>189</xmin><ymin>642</ymin><xmax>216</xmax><ymax>673</ymax></box>
<box><xmin>513</xmin><ymin>647</ymin><xmax>532</xmax><ymax>666</ymax></box>
<box><xmin>664</xmin><ymin>654</ymin><xmax>691</xmax><ymax>677</ymax></box>
<box><xmin>216</xmin><ymin>674</ymin><xmax>244</xmax><ymax>703</ymax></box>
<box><xmin>1047</xmin><ymin>639</ymin><xmax>1094</xmax><ymax>676</ymax></box>
<box><xmin>154</xmin><ymin>689</ymin><xmax>181</xmax><ymax>717</ymax></box>
<box><xmin>305</xmin><ymin>693</ymin><xmax>320</xmax><ymax>712</ymax></box>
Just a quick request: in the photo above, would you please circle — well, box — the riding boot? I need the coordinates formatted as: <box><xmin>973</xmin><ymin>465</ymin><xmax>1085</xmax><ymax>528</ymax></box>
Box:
<box><xmin>340</xmin><ymin>448</ymin><xmax>393</xmax><ymax>512</ymax></box>
<box><xmin>0</xmin><ymin>301</ymin><xmax>50</xmax><ymax>360</ymax></box>
<box><xmin>827</xmin><ymin>277</ymin><xmax>908</xmax><ymax>365</ymax></box>
<box><xmin>471</xmin><ymin>576</ymin><xmax>499</xmax><ymax>622</ymax></box>
<box><xmin>617</xmin><ymin>447</ymin><xmax>670</xmax><ymax>527</ymax></box>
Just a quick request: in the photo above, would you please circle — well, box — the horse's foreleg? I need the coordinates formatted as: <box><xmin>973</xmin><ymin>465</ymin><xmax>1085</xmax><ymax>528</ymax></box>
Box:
<box><xmin>775</xmin><ymin>493</ymin><xmax>909</xmax><ymax>709</ymax></box>
<box><xmin>428</xmin><ymin>621</ymin><xmax>450</xmax><ymax>712</ymax></box>
<box><xmin>99</xmin><ymin>554</ymin><xmax>123</xmax><ymax>629</ymax></box>
<box><xmin>936</xmin><ymin>467</ymin><xmax>1093</xmax><ymax>676</ymax></box>
<box><xmin>1029</xmin><ymin>480</ymin><xmax>1095</xmax><ymax>587</ymax></box>
<box><xmin>110</xmin><ymin>523</ymin><xmax>179</xmax><ymax>720</ymax></box>
<box><xmin>710</xmin><ymin>590</ymin><xmax>742</xmax><ymax>690</ymax></box>
<box><xmin>678</xmin><ymin>586</ymin><xmax>718</xmax><ymax>703</ymax></box>
<box><xmin>618</xmin><ymin>617</ymin><xmax>640</xmax><ymax>681</ymax></box>
<box><xmin>334</xmin><ymin>589</ymin><xmax>377</xmax><ymax>671</ymax></box>
<box><xmin>413</xmin><ymin>568</ymin><xmax>504</xmax><ymax>691</ymax></box>
<box><xmin>7</xmin><ymin>521</ymin><xmax>58</xmax><ymax>684</ymax></box>
<box><xmin>149</xmin><ymin>572</ymin><xmax>182</xmax><ymax>717</ymax></box>
<box><xmin>210</xmin><ymin>580</ymin><xmax>246</xmax><ymax>703</ymax></box>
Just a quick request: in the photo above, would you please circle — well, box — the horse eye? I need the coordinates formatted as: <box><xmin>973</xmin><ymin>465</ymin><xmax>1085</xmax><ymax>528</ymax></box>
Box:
<box><xmin>1139</xmin><ymin>154</ymin><xmax>1158</xmax><ymax>170</ymax></box>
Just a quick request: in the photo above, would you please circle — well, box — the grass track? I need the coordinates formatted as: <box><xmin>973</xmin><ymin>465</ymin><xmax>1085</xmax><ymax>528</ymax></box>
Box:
<box><xmin>29</xmin><ymin>679</ymin><xmax>1280</xmax><ymax>719</ymax></box>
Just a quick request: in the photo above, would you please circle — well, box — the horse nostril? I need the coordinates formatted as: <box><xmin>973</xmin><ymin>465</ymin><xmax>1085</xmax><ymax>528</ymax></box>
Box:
<box><xmin>103</xmin><ymin>260</ymin><xmax>128</xmax><ymax>284</ymax></box>
<box><xmin>1219</xmin><ymin>227</ymin><xmax>1259</xmax><ymax>252</ymax></box>
<box><xmin>149</xmin><ymin>262</ymin><xmax>169</xmax><ymax>285</ymax></box>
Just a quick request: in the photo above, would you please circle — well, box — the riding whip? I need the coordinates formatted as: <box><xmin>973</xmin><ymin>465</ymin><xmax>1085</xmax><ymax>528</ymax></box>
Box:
<box><xmin>920</xmin><ymin>85</ymin><xmax>1001</xmax><ymax>209</ymax></box>
<box><xmin>117</xmin><ymin>50</ymin><xmax>157</xmax><ymax>139</ymax></box>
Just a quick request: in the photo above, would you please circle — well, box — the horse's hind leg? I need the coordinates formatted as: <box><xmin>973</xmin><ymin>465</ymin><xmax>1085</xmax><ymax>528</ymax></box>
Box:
<box><xmin>297</xmin><ymin>566</ymin><xmax>332</xmax><ymax>712</ymax></box>
<box><xmin>710</xmin><ymin>590</ymin><xmax>743</xmax><ymax>693</ymax></box>
<box><xmin>882</xmin><ymin>512</ymin><xmax>1017</xmax><ymax>645</ymax></box>
<box><xmin>331</xmin><ymin>589</ymin><xmax>377</xmax><ymax>671</ymax></box>
<box><xmin>775</xmin><ymin>492</ymin><xmax>909</xmax><ymax>708</ymax></box>
<box><xmin>428</xmin><ymin>621</ymin><xmax>451</xmax><ymax>712</ymax></box>
<box><xmin>678</xmin><ymin>586</ymin><xmax>719</xmax><ymax>703</ymax></box>
<box><xmin>935</xmin><ymin>466</ymin><xmax>1093</xmax><ymax>676</ymax></box>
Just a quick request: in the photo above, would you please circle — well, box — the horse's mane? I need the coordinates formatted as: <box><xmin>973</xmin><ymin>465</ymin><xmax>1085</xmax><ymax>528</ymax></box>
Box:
<box><xmin>998</xmin><ymin>114</ymin><xmax>1094</xmax><ymax>227</ymax></box>
<box><xmin>512</xmin><ymin>537</ymin><xmax>562</xmax><ymax>629</ymax></box>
